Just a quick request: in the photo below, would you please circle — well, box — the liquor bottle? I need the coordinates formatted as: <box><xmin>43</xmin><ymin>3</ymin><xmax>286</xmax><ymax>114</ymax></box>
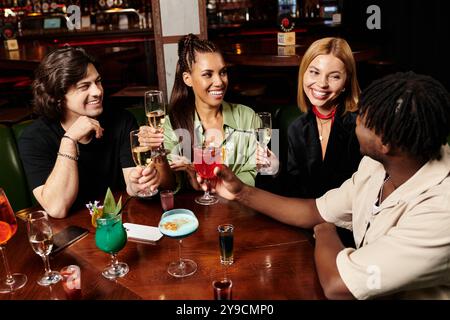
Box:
<box><xmin>32</xmin><ymin>0</ymin><xmax>41</xmax><ymax>14</ymax></box>
<box><xmin>81</xmin><ymin>2</ymin><xmax>91</xmax><ymax>29</ymax></box>
<box><xmin>90</xmin><ymin>1</ymin><xmax>97</xmax><ymax>30</ymax></box>
<box><xmin>114</xmin><ymin>0</ymin><xmax>123</xmax><ymax>8</ymax></box>
<box><xmin>315</xmin><ymin>4</ymin><xmax>321</xmax><ymax>19</ymax></box>
<box><xmin>98</xmin><ymin>0</ymin><xmax>106</xmax><ymax>10</ymax></box>
<box><xmin>145</xmin><ymin>2</ymin><xmax>152</xmax><ymax>29</ymax></box>
<box><xmin>49</xmin><ymin>1</ymin><xmax>57</xmax><ymax>12</ymax></box>
<box><xmin>42</xmin><ymin>0</ymin><xmax>49</xmax><ymax>13</ymax></box>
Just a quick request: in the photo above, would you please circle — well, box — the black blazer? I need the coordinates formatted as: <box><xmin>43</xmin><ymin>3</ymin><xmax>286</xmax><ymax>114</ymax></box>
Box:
<box><xmin>285</xmin><ymin>106</ymin><xmax>362</xmax><ymax>198</ymax></box>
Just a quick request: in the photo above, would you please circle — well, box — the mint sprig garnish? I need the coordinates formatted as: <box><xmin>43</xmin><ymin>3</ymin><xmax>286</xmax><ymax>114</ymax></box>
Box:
<box><xmin>103</xmin><ymin>188</ymin><xmax>122</xmax><ymax>215</ymax></box>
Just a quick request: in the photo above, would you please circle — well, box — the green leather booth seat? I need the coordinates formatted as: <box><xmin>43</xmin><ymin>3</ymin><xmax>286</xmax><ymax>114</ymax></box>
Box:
<box><xmin>125</xmin><ymin>106</ymin><xmax>147</xmax><ymax>126</ymax></box>
<box><xmin>0</xmin><ymin>124</ymin><xmax>32</xmax><ymax>212</ymax></box>
<box><xmin>274</xmin><ymin>104</ymin><xmax>302</xmax><ymax>169</ymax></box>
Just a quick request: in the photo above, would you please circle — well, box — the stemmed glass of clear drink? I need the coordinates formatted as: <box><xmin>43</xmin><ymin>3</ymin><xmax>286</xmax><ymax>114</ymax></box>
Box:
<box><xmin>145</xmin><ymin>90</ymin><xmax>166</xmax><ymax>155</ymax></box>
<box><xmin>255</xmin><ymin>112</ymin><xmax>272</xmax><ymax>173</ymax></box>
<box><xmin>27</xmin><ymin>210</ymin><xmax>62</xmax><ymax>286</ymax></box>
<box><xmin>130</xmin><ymin>129</ymin><xmax>159</xmax><ymax>197</ymax></box>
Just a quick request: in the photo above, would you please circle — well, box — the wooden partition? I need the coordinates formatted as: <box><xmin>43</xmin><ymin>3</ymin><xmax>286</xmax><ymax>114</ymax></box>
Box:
<box><xmin>151</xmin><ymin>0</ymin><xmax>207</xmax><ymax>101</ymax></box>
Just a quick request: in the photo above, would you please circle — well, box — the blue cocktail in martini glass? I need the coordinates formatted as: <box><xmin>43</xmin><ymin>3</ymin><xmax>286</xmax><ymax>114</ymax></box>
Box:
<box><xmin>159</xmin><ymin>209</ymin><xmax>199</xmax><ymax>277</ymax></box>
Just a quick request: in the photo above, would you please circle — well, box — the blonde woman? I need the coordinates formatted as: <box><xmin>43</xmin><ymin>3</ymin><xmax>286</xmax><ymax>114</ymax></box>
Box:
<box><xmin>286</xmin><ymin>37</ymin><xmax>362</xmax><ymax>199</ymax></box>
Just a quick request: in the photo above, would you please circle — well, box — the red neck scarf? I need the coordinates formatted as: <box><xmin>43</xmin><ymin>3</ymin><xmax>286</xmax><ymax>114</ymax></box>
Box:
<box><xmin>312</xmin><ymin>105</ymin><xmax>337</xmax><ymax>124</ymax></box>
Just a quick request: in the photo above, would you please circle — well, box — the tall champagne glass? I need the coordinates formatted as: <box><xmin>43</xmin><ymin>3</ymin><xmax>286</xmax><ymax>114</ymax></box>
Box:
<box><xmin>193</xmin><ymin>144</ymin><xmax>222</xmax><ymax>205</ymax></box>
<box><xmin>27</xmin><ymin>210</ymin><xmax>62</xmax><ymax>286</ymax></box>
<box><xmin>158</xmin><ymin>209</ymin><xmax>199</xmax><ymax>277</ymax></box>
<box><xmin>0</xmin><ymin>188</ymin><xmax>27</xmax><ymax>293</ymax></box>
<box><xmin>130</xmin><ymin>129</ymin><xmax>159</xmax><ymax>197</ymax></box>
<box><xmin>255</xmin><ymin>112</ymin><xmax>272</xmax><ymax>173</ymax></box>
<box><xmin>145</xmin><ymin>90</ymin><xmax>166</xmax><ymax>155</ymax></box>
<box><xmin>95</xmin><ymin>213</ymin><xmax>128</xmax><ymax>279</ymax></box>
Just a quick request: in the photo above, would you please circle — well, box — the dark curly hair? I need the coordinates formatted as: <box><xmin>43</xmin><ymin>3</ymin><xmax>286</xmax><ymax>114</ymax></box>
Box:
<box><xmin>32</xmin><ymin>46</ymin><xmax>97</xmax><ymax>121</ymax></box>
<box><xmin>169</xmin><ymin>33</ymin><xmax>220</xmax><ymax>143</ymax></box>
<box><xmin>359</xmin><ymin>71</ymin><xmax>450</xmax><ymax>161</ymax></box>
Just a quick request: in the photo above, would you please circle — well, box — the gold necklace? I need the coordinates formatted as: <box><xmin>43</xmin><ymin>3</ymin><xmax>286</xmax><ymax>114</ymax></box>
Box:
<box><xmin>317</xmin><ymin>118</ymin><xmax>332</xmax><ymax>142</ymax></box>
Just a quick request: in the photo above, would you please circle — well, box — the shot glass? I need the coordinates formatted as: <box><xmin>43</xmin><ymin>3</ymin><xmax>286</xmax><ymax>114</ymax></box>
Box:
<box><xmin>218</xmin><ymin>224</ymin><xmax>234</xmax><ymax>266</ymax></box>
<box><xmin>160</xmin><ymin>190</ymin><xmax>174</xmax><ymax>212</ymax></box>
<box><xmin>212</xmin><ymin>278</ymin><xmax>233</xmax><ymax>300</ymax></box>
<box><xmin>60</xmin><ymin>265</ymin><xmax>82</xmax><ymax>300</ymax></box>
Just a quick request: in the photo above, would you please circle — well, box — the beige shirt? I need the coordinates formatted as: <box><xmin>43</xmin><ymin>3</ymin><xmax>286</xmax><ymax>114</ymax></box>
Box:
<box><xmin>316</xmin><ymin>145</ymin><xmax>450</xmax><ymax>299</ymax></box>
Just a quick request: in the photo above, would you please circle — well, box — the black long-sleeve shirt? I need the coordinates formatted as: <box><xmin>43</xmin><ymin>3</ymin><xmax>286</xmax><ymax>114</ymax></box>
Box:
<box><xmin>285</xmin><ymin>106</ymin><xmax>362</xmax><ymax>198</ymax></box>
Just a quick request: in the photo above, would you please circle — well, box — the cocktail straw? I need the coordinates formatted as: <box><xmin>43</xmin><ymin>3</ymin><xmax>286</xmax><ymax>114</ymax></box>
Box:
<box><xmin>116</xmin><ymin>196</ymin><xmax>133</xmax><ymax>216</ymax></box>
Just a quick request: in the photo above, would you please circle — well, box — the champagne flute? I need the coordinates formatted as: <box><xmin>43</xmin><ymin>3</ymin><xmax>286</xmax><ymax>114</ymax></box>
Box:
<box><xmin>95</xmin><ymin>213</ymin><xmax>128</xmax><ymax>280</ymax></box>
<box><xmin>130</xmin><ymin>129</ymin><xmax>159</xmax><ymax>197</ymax></box>
<box><xmin>193</xmin><ymin>144</ymin><xmax>222</xmax><ymax>205</ymax></box>
<box><xmin>145</xmin><ymin>90</ymin><xmax>166</xmax><ymax>155</ymax></box>
<box><xmin>27</xmin><ymin>210</ymin><xmax>62</xmax><ymax>286</ymax></box>
<box><xmin>255</xmin><ymin>112</ymin><xmax>272</xmax><ymax>173</ymax></box>
<box><xmin>158</xmin><ymin>209</ymin><xmax>199</xmax><ymax>277</ymax></box>
<box><xmin>0</xmin><ymin>188</ymin><xmax>27</xmax><ymax>293</ymax></box>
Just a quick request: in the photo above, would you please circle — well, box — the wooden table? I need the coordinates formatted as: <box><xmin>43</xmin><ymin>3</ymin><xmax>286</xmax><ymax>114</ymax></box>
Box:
<box><xmin>215</xmin><ymin>37</ymin><xmax>380</xmax><ymax>67</ymax></box>
<box><xmin>2</xmin><ymin>192</ymin><xmax>325</xmax><ymax>300</ymax></box>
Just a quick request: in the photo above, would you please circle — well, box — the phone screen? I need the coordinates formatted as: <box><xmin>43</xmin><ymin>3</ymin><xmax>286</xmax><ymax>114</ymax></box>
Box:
<box><xmin>51</xmin><ymin>226</ymin><xmax>89</xmax><ymax>255</ymax></box>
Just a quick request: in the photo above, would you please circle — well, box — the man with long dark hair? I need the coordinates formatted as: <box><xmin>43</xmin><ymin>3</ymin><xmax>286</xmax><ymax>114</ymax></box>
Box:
<box><xmin>200</xmin><ymin>72</ymin><xmax>450</xmax><ymax>299</ymax></box>
<box><xmin>18</xmin><ymin>47</ymin><xmax>163</xmax><ymax>218</ymax></box>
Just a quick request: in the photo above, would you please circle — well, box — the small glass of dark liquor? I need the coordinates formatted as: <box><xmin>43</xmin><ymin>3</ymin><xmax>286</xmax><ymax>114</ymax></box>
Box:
<box><xmin>218</xmin><ymin>224</ymin><xmax>234</xmax><ymax>265</ymax></box>
<box><xmin>160</xmin><ymin>190</ymin><xmax>174</xmax><ymax>212</ymax></box>
<box><xmin>212</xmin><ymin>278</ymin><xmax>232</xmax><ymax>300</ymax></box>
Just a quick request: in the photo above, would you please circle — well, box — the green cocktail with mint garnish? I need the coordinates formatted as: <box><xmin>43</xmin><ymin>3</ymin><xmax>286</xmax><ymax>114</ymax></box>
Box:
<box><xmin>95</xmin><ymin>213</ymin><xmax>129</xmax><ymax>279</ymax></box>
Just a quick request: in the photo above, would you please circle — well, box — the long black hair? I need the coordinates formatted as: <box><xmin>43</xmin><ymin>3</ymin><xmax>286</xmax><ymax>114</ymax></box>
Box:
<box><xmin>169</xmin><ymin>33</ymin><xmax>219</xmax><ymax>143</ymax></box>
<box><xmin>359</xmin><ymin>71</ymin><xmax>450</xmax><ymax>161</ymax></box>
<box><xmin>32</xmin><ymin>46</ymin><xmax>97</xmax><ymax>121</ymax></box>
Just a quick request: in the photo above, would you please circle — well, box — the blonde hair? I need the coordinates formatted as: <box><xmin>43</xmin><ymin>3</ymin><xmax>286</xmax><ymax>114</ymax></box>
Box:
<box><xmin>297</xmin><ymin>37</ymin><xmax>360</xmax><ymax>113</ymax></box>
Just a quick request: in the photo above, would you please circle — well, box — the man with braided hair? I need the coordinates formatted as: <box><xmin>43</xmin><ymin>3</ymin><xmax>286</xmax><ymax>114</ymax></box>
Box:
<box><xmin>199</xmin><ymin>71</ymin><xmax>450</xmax><ymax>299</ymax></box>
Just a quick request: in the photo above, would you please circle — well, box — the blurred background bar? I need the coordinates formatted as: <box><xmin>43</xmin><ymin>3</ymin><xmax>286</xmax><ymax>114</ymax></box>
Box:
<box><xmin>0</xmin><ymin>0</ymin><xmax>447</xmax><ymax>124</ymax></box>
<box><xmin>0</xmin><ymin>0</ymin><xmax>157</xmax><ymax>121</ymax></box>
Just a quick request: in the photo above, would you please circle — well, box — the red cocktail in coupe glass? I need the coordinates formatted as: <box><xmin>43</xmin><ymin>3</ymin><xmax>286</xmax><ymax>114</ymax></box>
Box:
<box><xmin>0</xmin><ymin>188</ymin><xmax>27</xmax><ymax>293</ymax></box>
<box><xmin>193</xmin><ymin>144</ymin><xmax>222</xmax><ymax>205</ymax></box>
